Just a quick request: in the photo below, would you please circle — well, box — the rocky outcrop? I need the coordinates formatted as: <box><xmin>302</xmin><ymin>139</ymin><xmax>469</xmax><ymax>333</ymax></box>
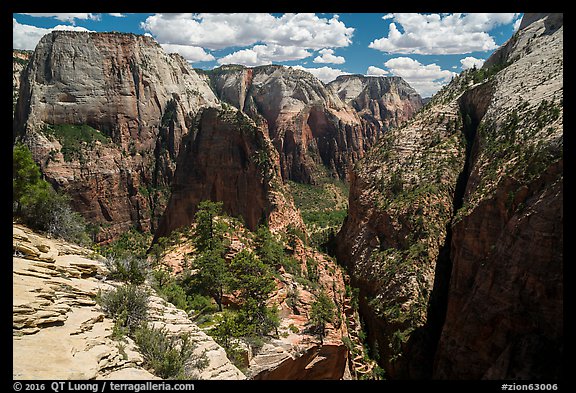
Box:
<box><xmin>12</xmin><ymin>223</ymin><xmax>245</xmax><ymax>380</ymax></box>
<box><xmin>336</xmin><ymin>13</ymin><xmax>563</xmax><ymax>380</ymax></box>
<box><xmin>327</xmin><ymin>75</ymin><xmax>422</xmax><ymax>132</ymax></box>
<box><xmin>433</xmin><ymin>13</ymin><xmax>563</xmax><ymax>379</ymax></box>
<box><xmin>205</xmin><ymin>65</ymin><xmax>417</xmax><ymax>183</ymax></box>
<box><xmin>154</xmin><ymin>105</ymin><xmax>305</xmax><ymax>238</ymax></box>
<box><xmin>145</xmin><ymin>294</ymin><xmax>246</xmax><ymax>380</ymax></box>
<box><xmin>13</xmin><ymin>31</ymin><xmax>219</xmax><ymax>242</ymax></box>
<box><xmin>13</xmin><ymin>32</ymin><xmax>422</xmax><ymax>245</ymax></box>
<box><xmin>250</xmin><ymin>241</ymin><xmax>352</xmax><ymax>380</ymax></box>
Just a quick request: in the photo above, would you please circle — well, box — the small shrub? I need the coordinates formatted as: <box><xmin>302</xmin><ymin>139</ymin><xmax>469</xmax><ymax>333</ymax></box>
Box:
<box><xmin>41</xmin><ymin>194</ymin><xmax>90</xmax><ymax>245</ymax></box>
<box><xmin>285</xmin><ymin>224</ymin><xmax>308</xmax><ymax>248</ymax></box>
<box><xmin>155</xmin><ymin>280</ymin><xmax>190</xmax><ymax>312</ymax></box>
<box><xmin>134</xmin><ymin>324</ymin><xmax>208</xmax><ymax>379</ymax></box>
<box><xmin>187</xmin><ymin>293</ymin><xmax>218</xmax><ymax>316</ymax></box>
<box><xmin>306</xmin><ymin>258</ymin><xmax>319</xmax><ymax>283</ymax></box>
<box><xmin>389</xmin><ymin>170</ymin><xmax>404</xmax><ymax>195</ymax></box>
<box><xmin>207</xmin><ymin>311</ymin><xmax>248</xmax><ymax>371</ymax></box>
<box><xmin>98</xmin><ymin>284</ymin><xmax>149</xmax><ymax>335</ymax></box>
<box><xmin>279</xmin><ymin>256</ymin><xmax>301</xmax><ymax>277</ymax></box>
<box><xmin>286</xmin><ymin>287</ymin><xmax>300</xmax><ymax>313</ymax></box>
<box><xmin>98</xmin><ymin>228</ymin><xmax>151</xmax><ymax>260</ymax></box>
<box><xmin>13</xmin><ymin>143</ymin><xmax>90</xmax><ymax>245</ymax></box>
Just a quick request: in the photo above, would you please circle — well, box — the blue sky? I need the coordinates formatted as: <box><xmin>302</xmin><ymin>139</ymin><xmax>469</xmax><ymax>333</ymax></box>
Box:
<box><xmin>13</xmin><ymin>13</ymin><xmax>522</xmax><ymax>97</ymax></box>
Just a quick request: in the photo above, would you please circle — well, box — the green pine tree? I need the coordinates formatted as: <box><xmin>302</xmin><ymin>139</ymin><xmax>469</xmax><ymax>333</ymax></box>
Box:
<box><xmin>193</xmin><ymin>200</ymin><xmax>228</xmax><ymax>252</ymax></box>
<box><xmin>254</xmin><ymin>225</ymin><xmax>286</xmax><ymax>267</ymax></box>
<box><xmin>229</xmin><ymin>249</ymin><xmax>279</xmax><ymax>337</ymax></box>
<box><xmin>13</xmin><ymin>143</ymin><xmax>89</xmax><ymax>244</ymax></box>
<box><xmin>13</xmin><ymin>142</ymin><xmax>45</xmax><ymax>214</ymax></box>
<box><xmin>191</xmin><ymin>200</ymin><xmax>232</xmax><ymax>311</ymax></box>
<box><xmin>193</xmin><ymin>247</ymin><xmax>231</xmax><ymax>311</ymax></box>
<box><xmin>310</xmin><ymin>290</ymin><xmax>336</xmax><ymax>344</ymax></box>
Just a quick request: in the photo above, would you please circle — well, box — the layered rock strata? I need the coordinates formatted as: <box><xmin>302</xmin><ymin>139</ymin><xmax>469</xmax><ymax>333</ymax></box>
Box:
<box><xmin>13</xmin><ymin>49</ymin><xmax>31</xmax><ymax>115</ymax></box>
<box><xmin>154</xmin><ymin>106</ymin><xmax>305</xmax><ymax>238</ymax></box>
<box><xmin>327</xmin><ymin>74</ymin><xmax>422</xmax><ymax>132</ymax></box>
<box><xmin>14</xmin><ymin>31</ymin><xmax>422</xmax><ymax>244</ymax></box>
<box><xmin>433</xmin><ymin>13</ymin><xmax>563</xmax><ymax>379</ymax></box>
<box><xmin>336</xmin><ymin>73</ymin><xmax>468</xmax><ymax>378</ymax></box>
<box><xmin>12</xmin><ymin>223</ymin><xmax>245</xmax><ymax>380</ymax></box>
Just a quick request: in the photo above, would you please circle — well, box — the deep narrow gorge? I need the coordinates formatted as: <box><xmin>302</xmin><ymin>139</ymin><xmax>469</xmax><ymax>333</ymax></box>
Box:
<box><xmin>434</xmin><ymin>13</ymin><xmax>563</xmax><ymax>377</ymax></box>
<box><xmin>397</xmin><ymin>78</ymin><xmax>493</xmax><ymax>379</ymax></box>
<box><xmin>336</xmin><ymin>12</ymin><xmax>562</xmax><ymax>379</ymax></box>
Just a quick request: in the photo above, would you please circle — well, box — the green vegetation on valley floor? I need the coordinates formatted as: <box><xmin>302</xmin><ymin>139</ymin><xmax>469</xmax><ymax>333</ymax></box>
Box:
<box><xmin>286</xmin><ymin>176</ymin><xmax>349</xmax><ymax>252</ymax></box>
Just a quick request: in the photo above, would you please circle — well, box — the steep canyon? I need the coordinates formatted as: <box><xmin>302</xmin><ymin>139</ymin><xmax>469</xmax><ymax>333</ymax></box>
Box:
<box><xmin>336</xmin><ymin>12</ymin><xmax>563</xmax><ymax>379</ymax></box>
<box><xmin>14</xmin><ymin>29</ymin><xmax>410</xmax><ymax>381</ymax></box>
<box><xmin>12</xmin><ymin>12</ymin><xmax>563</xmax><ymax>381</ymax></box>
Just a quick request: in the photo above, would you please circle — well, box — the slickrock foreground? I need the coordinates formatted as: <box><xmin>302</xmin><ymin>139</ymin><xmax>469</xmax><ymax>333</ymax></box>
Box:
<box><xmin>12</xmin><ymin>223</ymin><xmax>245</xmax><ymax>380</ymax></box>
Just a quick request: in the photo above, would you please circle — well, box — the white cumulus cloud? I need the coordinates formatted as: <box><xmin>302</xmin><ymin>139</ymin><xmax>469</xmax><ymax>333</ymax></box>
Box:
<box><xmin>366</xmin><ymin>66</ymin><xmax>389</xmax><ymax>76</ymax></box>
<box><xmin>313</xmin><ymin>48</ymin><xmax>345</xmax><ymax>64</ymax></box>
<box><xmin>13</xmin><ymin>18</ymin><xmax>92</xmax><ymax>50</ymax></box>
<box><xmin>290</xmin><ymin>65</ymin><xmax>350</xmax><ymax>83</ymax></box>
<box><xmin>141</xmin><ymin>13</ymin><xmax>354</xmax><ymax>50</ymax></box>
<box><xmin>384</xmin><ymin>57</ymin><xmax>457</xmax><ymax>97</ymax></box>
<box><xmin>161</xmin><ymin>44</ymin><xmax>215</xmax><ymax>63</ymax></box>
<box><xmin>217</xmin><ymin>48</ymin><xmax>271</xmax><ymax>67</ymax></box>
<box><xmin>369</xmin><ymin>13</ymin><xmax>520</xmax><ymax>55</ymax></box>
<box><xmin>217</xmin><ymin>44</ymin><xmax>311</xmax><ymax>67</ymax></box>
<box><xmin>460</xmin><ymin>56</ymin><xmax>485</xmax><ymax>70</ymax></box>
<box><xmin>141</xmin><ymin>13</ymin><xmax>354</xmax><ymax>67</ymax></box>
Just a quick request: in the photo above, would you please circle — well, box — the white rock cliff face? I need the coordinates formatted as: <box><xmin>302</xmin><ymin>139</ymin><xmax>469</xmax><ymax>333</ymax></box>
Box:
<box><xmin>17</xmin><ymin>31</ymin><xmax>218</xmax><ymax>145</ymax></box>
<box><xmin>207</xmin><ymin>65</ymin><xmax>422</xmax><ymax>183</ymax></box>
<box><xmin>327</xmin><ymin>75</ymin><xmax>423</xmax><ymax>130</ymax></box>
<box><xmin>13</xmin><ymin>31</ymin><xmax>220</xmax><ymax>242</ymax></box>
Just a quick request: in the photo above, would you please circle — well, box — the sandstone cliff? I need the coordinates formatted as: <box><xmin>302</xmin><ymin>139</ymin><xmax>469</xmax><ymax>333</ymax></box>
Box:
<box><xmin>13</xmin><ymin>49</ymin><xmax>31</xmax><ymax>115</ymax></box>
<box><xmin>13</xmin><ymin>32</ymin><xmax>422</xmax><ymax>246</ymax></box>
<box><xmin>154</xmin><ymin>105</ymin><xmax>305</xmax><ymax>239</ymax></box>
<box><xmin>327</xmin><ymin>74</ymin><xmax>422</xmax><ymax>132</ymax></box>
<box><xmin>204</xmin><ymin>65</ymin><xmax>421</xmax><ymax>183</ymax></box>
<box><xmin>433</xmin><ymin>13</ymin><xmax>563</xmax><ymax>379</ymax></box>
<box><xmin>336</xmin><ymin>13</ymin><xmax>563</xmax><ymax>379</ymax></box>
<box><xmin>13</xmin><ymin>31</ymin><xmax>219</xmax><ymax>242</ymax></box>
<box><xmin>336</xmin><ymin>71</ymin><xmax>468</xmax><ymax>379</ymax></box>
